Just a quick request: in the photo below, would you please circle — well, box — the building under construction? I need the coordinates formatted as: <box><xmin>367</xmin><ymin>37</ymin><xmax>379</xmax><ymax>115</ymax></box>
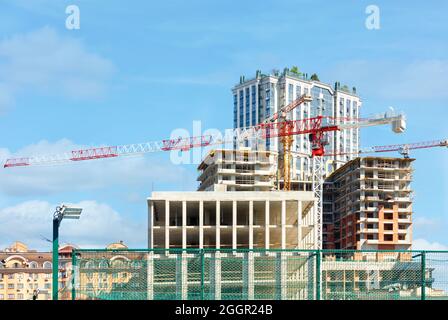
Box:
<box><xmin>148</xmin><ymin>191</ymin><xmax>317</xmax><ymax>250</ymax></box>
<box><xmin>323</xmin><ymin>157</ymin><xmax>413</xmax><ymax>250</ymax></box>
<box><xmin>197</xmin><ymin>148</ymin><xmax>277</xmax><ymax>192</ymax></box>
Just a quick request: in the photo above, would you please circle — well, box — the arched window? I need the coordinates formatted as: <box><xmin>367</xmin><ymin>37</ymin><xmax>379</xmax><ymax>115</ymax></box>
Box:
<box><xmin>112</xmin><ymin>259</ymin><xmax>125</xmax><ymax>268</ymax></box>
<box><xmin>110</xmin><ymin>256</ymin><xmax>130</xmax><ymax>268</ymax></box>
<box><xmin>29</xmin><ymin>261</ymin><xmax>38</xmax><ymax>269</ymax></box>
<box><xmin>43</xmin><ymin>261</ymin><xmax>52</xmax><ymax>269</ymax></box>
<box><xmin>98</xmin><ymin>260</ymin><xmax>109</xmax><ymax>269</ymax></box>
<box><xmin>85</xmin><ymin>260</ymin><xmax>96</xmax><ymax>269</ymax></box>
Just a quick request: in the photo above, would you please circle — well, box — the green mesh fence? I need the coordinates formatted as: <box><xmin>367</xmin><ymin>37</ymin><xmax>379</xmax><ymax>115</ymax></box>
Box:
<box><xmin>71</xmin><ymin>249</ymin><xmax>448</xmax><ymax>300</ymax></box>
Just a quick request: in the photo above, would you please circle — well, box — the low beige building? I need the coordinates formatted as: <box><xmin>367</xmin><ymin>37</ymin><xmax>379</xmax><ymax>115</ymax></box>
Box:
<box><xmin>0</xmin><ymin>241</ymin><xmax>76</xmax><ymax>300</ymax></box>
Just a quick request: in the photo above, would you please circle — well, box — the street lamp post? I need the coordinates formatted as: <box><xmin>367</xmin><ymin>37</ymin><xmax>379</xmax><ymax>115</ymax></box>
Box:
<box><xmin>52</xmin><ymin>205</ymin><xmax>82</xmax><ymax>301</ymax></box>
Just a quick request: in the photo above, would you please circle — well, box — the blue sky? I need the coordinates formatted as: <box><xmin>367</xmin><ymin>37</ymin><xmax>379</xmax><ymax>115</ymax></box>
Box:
<box><xmin>0</xmin><ymin>0</ymin><xmax>447</xmax><ymax>250</ymax></box>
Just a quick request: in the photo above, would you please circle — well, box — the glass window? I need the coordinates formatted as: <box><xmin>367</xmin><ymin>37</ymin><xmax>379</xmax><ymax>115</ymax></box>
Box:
<box><xmin>245</xmin><ymin>88</ymin><xmax>250</xmax><ymax>127</ymax></box>
<box><xmin>233</xmin><ymin>94</ymin><xmax>237</xmax><ymax>128</ymax></box>
<box><xmin>251</xmin><ymin>85</ymin><xmax>256</xmax><ymax>126</ymax></box>
<box><xmin>239</xmin><ymin>90</ymin><xmax>244</xmax><ymax>127</ymax></box>
<box><xmin>296</xmin><ymin>85</ymin><xmax>302</xmax><ymax>98</ymax></box>
<box><xmin>288</xmin><ymin>84</ymin><xmax>293</xmax><ymax>103</ymax></box>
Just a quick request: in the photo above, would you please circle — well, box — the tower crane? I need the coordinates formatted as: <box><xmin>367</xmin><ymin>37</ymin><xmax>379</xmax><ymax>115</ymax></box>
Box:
<box><xmin>237</xmin><ymin>93</ymin><xmax>312</xmax><ymax>191</ymax></box>
<box><xmin>2</xmin><ymin>112</ymin><xmax>404</xmax><ymax>169</ymax></box>
<box><xmin>5</xmin><ymin>108</ymin><xmax>445</xmax><ymax>250</ymax></box>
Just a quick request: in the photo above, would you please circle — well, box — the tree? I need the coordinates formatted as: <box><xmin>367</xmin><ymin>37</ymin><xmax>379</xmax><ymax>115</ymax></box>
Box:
<box><xmin>290</xmin><ymin>66</ymin><xmax>301</xmax><ymax>75</ymax></box>
<box><xmin>310</xmin><ymin>73</ymin><xmax>320</xmax><ymax>81</ymax></box>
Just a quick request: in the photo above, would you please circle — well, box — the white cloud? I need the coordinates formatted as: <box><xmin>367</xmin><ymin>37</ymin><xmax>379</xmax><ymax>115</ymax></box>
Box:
<box><xmin>0</xmin><ymin>139</ymin><xmax>191</xmax><ymax>197</ymax></box>
<box><xmin>326</xmin><ymin>59</ymin><xmax>448</xmax><ymax>101</ymax></box>
<box><xmin>0</xmin><ymin>26</ymin><xmax>115</xmax><ymax>111</ymax></box>
<box><xmin>0</xmin><ymin>83</ymin><xmax>14</xmax><ymax>114</ymax></box>
<box><xmin>413</xmin><ymin>216</ymin><xmax>440</xmax><ymax>228</ymax></box>
<box><xmin>0</xmin><ymin>200</ymin><xmax>146</xmax><ymax>251</ymax></box>
<box><xmin>413</xmin><ymin>238</ymin><xmax>448</xmax><ymax>251</ymax></box>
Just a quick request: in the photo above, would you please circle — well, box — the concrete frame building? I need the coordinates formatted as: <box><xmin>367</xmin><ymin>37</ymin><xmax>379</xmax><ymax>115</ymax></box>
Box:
<box><xmin>323</xmin><ymin>157</ymin><xmax>414</xmax><ymax>250</ymax></box>
<box><xmin>232</xmin><ymin>68</ymin><xmax>362</xmax><ymax>181</ymax></box>
<box><xmin>148</xmin><ymin>191</ymin><xmax>316</xmax><ymax>250</ymax></box>
<box><xmin>197</xmin><ymin>148</ymin><xmax>277</xmax><ymax>192</ymax></box>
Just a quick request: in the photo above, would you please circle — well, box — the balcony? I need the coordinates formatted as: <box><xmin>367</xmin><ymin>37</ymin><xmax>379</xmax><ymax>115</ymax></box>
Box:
<box><xmin>359</xmin><ymin>228</ymin><xmax>379</xmax><ymax>234</ymax></box>
<box><xmin>395</xmin><ymin>197</ymin><xmax>412</xmax><ymax>202</ymax></box>
<box><xmin>363</xmin><ymin>217</ymin><xmax>379</xmax><ymax>223</ymax></box>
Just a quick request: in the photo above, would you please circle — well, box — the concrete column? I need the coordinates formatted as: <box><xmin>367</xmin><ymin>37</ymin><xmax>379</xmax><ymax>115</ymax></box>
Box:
<box><xmin>243</xmin><ymin>251</ymin><xmax>255</xmax><ymax>299</ymax></box>
<box><xmin>199</xmin><ymin>201</ymin><xmax>204</xmax><ymax>249</ymax></box>
<box><xmin>232</xmin><ymin>201</ymin><xmax>237</xmax><ymax>250</ymax></box>
<box><xmin>214</xmin><ymin>251</ymin><xmax>221</xmax><ymax>299</ymax></box>
<box><xmin>275</xmin><ymin>252</ymin><xmax>287</xmax><ymax>300</ymax></box>
<box><xmin>182</xmin><ymin>201</ymin><xmax>187</xmax><ymax>249</ymax></box>
<box><xmin>281</xmin><ymin>200</ymin><xmax>286</xmax><ymax>249</ymax></box>
<box><xmin>165</xmin><ymin>200</ymin><xmax>170</xmax><ymax>249</ymax></box>
<box><xmin>216</xmin><ymin>201</ymin><xmax>221</xmax><ymax>249</ymax></box>
<box><xmin>265</xmin><ymin>201</ymin><xmax>270</xmax><ymax>249</ymax></box>
<box><xmin>176</xmin><ymin>254</ymin><xmax>188</xmax><ymax>299</ymax></box>
<box><xmin>208</xmin><ymin>252</ymin><xmax>215</xmax><ymax>299</ymax></box>
<box><xmin>248</xmin><ymin>252</ymin><xmax>254</xmax><ymax>299</ymax></box>
<box><xmin>298</xmin><ymin>200</ymin><xmax>302</xmax><ymax>249</ymax></box>
<box><xmin>146</xmin><ymin>252</ymin><xmax>154</xmax><ymax>300</ymax></box>
<box><xmin>249</xmin><ymin>200</ymin><xmax>254</xmax><ymax>249</ymax></box>
<box><xmin>148</xmin><ymin>201</ymin><xmax>154</xmax><ymax>249</ymax></box>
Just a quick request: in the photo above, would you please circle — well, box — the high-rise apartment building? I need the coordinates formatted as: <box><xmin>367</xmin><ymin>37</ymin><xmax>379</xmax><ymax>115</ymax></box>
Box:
<box><xmin>323</xmin><ymin>157</ymin><xmax>413</xmax><ymax>250</ymax></box>
<box><xmin>232</xmin><ymin>68</ymin><xmax>362</xmax><ymax>181</ymax></box>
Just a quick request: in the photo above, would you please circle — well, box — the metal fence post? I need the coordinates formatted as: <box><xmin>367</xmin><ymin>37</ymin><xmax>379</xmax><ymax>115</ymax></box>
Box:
<box><xmin>200</xmin><ymin>249</ymin><xmax>205</xmax><ymax>300</ymax></box>
<box><xmin>316</xmin><ymin>250</ymin><xmax>321</xmax><ymax>300</ymax></box>
<box><xmin>421</xmin><ymin>251</ymin><xmax>426</xmax><ymax>301</ymax></box>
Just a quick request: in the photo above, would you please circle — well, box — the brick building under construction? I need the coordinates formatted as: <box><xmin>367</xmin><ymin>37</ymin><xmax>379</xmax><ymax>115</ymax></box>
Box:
<box><xmin>323</xmin><ymin>157</ymin><xmax>413</xmax><ymax>250</ymax></box>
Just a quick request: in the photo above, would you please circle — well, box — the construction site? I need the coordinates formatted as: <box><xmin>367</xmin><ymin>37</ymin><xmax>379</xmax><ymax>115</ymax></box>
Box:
<box><xmin>2</xmin><ymin>67</ymin><xmax>448</xmax><ymax>300</ymax></box>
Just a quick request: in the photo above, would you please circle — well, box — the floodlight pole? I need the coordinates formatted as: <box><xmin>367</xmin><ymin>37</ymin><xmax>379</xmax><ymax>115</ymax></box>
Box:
<box><xmin>52</xmin><ymin>205</ymin><xmax>82</xmax><ymax>301</ymax></box>
<box><xmin>52</xmin><ymin>207</ymin><xmax>63</xmax><ymax>301</ymax></box>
